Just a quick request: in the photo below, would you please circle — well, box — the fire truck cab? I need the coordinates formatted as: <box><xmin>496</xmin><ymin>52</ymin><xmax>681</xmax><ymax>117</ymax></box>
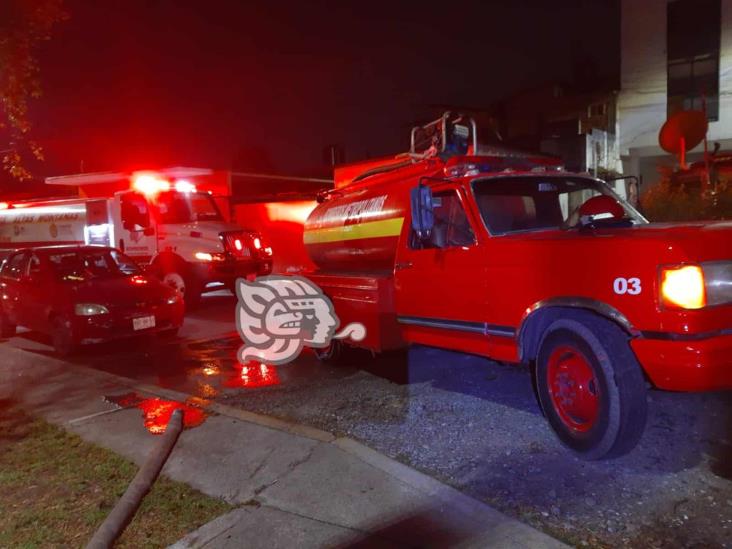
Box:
<box><xmin>0</xmin><ymin>169</ymin><xmax>273</xmax><ymax>305</ymax></box>
<box><xmin>302</xmin><ymin>113</ymin><xmax>732</xmax><ymax>459</ymax></box>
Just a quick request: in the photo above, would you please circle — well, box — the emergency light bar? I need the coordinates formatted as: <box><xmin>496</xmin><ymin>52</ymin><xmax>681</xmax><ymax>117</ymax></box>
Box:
<box><xmin>132</xmin><ymin>174</ymin><xmax>198</xmax><ymax>195</ymax></box>
<box><xmin>443</xmin><ymin>155</ymin><xmax>564</xmax><ymax>178</ymax></box>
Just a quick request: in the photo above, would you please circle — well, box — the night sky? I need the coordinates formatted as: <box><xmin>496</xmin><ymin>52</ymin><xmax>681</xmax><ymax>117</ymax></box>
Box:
<box><xmin>29</xmin><ymin>0</ymin><xmax>619</xmax><ymax>179</ymax></box>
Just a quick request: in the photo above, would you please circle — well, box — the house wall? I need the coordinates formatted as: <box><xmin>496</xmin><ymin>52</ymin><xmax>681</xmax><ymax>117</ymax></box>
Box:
<box><xmin>618</xmin><ymin>0</ymin><xmax>732</xmax><ymax>182</ymax></box>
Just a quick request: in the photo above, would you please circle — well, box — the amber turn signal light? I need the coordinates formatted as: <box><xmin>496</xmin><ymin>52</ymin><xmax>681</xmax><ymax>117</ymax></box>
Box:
<box><xmin>660</xmin><ymin>265</ymin><xmax>706</xmax><ymax>309</ymax></box>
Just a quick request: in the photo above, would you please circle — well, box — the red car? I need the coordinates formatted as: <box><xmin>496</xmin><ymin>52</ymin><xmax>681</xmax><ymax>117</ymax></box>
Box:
<box><xmin>0</xmin><ymin>246</ymin><xmax>184</xmax><ymax>355</ymax></box>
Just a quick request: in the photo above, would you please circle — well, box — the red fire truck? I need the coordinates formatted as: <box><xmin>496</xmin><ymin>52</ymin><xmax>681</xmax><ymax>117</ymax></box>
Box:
<box><xmin>302</xmin><ymin>113</ymin><xmax>732</xmax><ymax>459</ymax></box>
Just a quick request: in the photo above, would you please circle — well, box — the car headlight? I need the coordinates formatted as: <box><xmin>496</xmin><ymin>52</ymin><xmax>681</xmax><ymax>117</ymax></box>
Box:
<box><xmin>703</xmin><ymin>261</ymin><xmax>732</xmax><ymax>306</ymax></box>
<box><xmin>660</xmin><ymin>265</ymin><xmax>706</xmax><ymax>309</ymax></box>
<box><xmin>660</xmin><ymin>261</ymin><xmax>732</xmax><ymax>309</ymax></box>
<box><xmin>75</xmin><ymin>303</ymin><xmax>110</xmax><ymax>316</ymax></box>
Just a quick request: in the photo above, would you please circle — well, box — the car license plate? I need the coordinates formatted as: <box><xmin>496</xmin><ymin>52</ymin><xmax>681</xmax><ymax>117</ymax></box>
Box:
<box><xmin>133</xmin><ymin>315</ymin><xmax>156</xmax><ymax>331</ymax></box>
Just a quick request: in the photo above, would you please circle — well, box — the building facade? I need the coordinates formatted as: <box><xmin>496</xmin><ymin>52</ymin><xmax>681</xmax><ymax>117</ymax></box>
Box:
<box><xmin>617</xmin><ymin>0</ymin><xmax>732</xmax><ymax>185</ymax></box>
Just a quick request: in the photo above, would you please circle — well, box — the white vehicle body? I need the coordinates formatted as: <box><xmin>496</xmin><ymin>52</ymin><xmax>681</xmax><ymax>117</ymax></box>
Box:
<box><xmin>0</xmin><ymin>181</ymin><xmax>273</xmax><ymax>304</ymax></box>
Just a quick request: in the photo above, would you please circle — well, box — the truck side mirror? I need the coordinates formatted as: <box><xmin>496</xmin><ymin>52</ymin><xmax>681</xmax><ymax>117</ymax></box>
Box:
<box><xmin>410</xmin><ymin>185</ymin><xmax>434</xmax><ymax>240</ymax></box>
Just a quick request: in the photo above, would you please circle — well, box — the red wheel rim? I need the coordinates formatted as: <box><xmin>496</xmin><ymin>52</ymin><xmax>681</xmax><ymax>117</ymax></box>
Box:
<box><xmin>546</xmin><ymin>345</ymin><xmax>600</xmax><ymax>432</ymax></box>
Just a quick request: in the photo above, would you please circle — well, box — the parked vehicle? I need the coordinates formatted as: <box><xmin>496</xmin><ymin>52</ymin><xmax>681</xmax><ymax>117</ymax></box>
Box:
<box><xmin>0</xmin><ymin>245</ymin><xmax>185</xmax><ymax>355</ymax></box>
<box><xmin>302</xmin><ymin>112</ymin><xmax>732</xmax><ymax>459</ymax></box>
<box><xmin>0</xmin><ymin>171</ymin><xmax>273</xmax><ymax>306</ymax></box>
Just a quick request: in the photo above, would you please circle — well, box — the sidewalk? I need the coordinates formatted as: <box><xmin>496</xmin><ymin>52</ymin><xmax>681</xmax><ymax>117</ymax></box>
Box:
<box><xmin>0</xmin><ymin>344</ymin><xmax>567</xmax><ymax>548</ymax></box>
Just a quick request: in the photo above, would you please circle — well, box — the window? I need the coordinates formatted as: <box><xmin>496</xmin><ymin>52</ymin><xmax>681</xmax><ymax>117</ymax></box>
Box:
<box><xmin>411</xmin><ymin>189</ymin><xmax>475</xmax><ymax>249</ymax></box>
<box><xmin>156</xmin><ymin>192</ymin><xmax>222</xmax><ymax>224</ymax></box>
<box><xmin>120</xmin><ymin>192</ymin><xmax>150</xmax><ymax>230</ymax></box>
<box><xmin>667</xmin><ymin>0</ymin><xmax>721</xmax><ymax>120</ymax></box>
<box><xmin>28</xmin><ymin>255</ymin><xmax>42</xmax><ymax>277</ymax></box>
<box><xmin>110</xmin><ymin>250</ymin><xmax>141</xmax><ymax>275</ymax></box>
<box><xmin>1</xmin><ymin>253</ymin><xmax>28</xmax><ymax>280</ymax></box>
<box><xmin>472</xmin><ymin>177</ymin><xmax>646</xmax><ymax>235</ymax></box>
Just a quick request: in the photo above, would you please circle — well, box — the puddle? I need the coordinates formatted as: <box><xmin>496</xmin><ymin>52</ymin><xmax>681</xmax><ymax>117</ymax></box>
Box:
<box><xmin>105</xmin><ymin>392</ymin><xmax>208</xmax><ymax>434</ymax></box>
<box><xmin>223</xmin><ymin>362</ymin><xmax>281</xmax><ymax>389</ymax></box>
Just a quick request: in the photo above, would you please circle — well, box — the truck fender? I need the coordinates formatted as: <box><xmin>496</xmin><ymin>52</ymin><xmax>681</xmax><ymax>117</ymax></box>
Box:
<box><xmin>517</xmin><ymin>298</ymin><xmax>638</xmax><ymax>363</ymax></box>
<box><xmin>149</xmin><ymin>251</ymin><xmax>187</xmax><ymax>273</ymax></box>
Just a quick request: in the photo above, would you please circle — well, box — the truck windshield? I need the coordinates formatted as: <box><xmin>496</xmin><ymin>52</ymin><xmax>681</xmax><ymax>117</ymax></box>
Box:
<box><xmin>156</xmin><ymin>191</ymin><xmax>223</xmax><ymax>224</ymax></box>
<box><xmin>472</xmin><ymin>176</ymin><xmax>647</xmax><ymax>235</ymax></box>
<box><xmin>48</xmin><ymin>249</ymin><xmax>141</xmax><ymax>282</ymax></box>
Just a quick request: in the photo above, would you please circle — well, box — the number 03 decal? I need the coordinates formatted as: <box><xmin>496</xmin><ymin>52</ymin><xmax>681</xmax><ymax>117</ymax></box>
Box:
<box><xmin>613</xmin><ymin>277</ymin><xmax>642</xmax><ymax>295</ymax></box>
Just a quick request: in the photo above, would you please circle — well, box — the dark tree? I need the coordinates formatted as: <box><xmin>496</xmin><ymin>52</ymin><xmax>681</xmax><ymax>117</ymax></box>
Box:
<box><xmin>0</xmin><ymin>0</ymin><xmax>67</xmax><ymax>180</ymax></box>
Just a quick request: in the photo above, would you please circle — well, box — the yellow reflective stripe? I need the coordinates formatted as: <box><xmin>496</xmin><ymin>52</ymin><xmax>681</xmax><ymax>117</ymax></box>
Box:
<box><xmin>304</xmin><ymin>217</ymin><xmax>404</xmax><ymax>244</ymax></box>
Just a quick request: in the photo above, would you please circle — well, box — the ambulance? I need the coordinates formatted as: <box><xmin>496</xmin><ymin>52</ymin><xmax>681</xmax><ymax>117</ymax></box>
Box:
<box><xmin>0</xmin><ymin>169</ymin><xmax>273</xmax><ymax>305</ymax></box>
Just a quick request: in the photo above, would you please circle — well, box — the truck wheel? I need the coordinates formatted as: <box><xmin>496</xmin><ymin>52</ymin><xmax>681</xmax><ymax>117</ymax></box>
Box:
<box><xmin>51</xmin><ymin>315</ymin><xmax>77</xmax><ymax>357</ymax></box>
<box><xmin>313</xmin><ymin>339</ymin><xmax>342</xmax><ymax>364</ymax></box>
<box><xmin>535</xmin><ymin>315</ymin><xmax>647</xmax><ymax>460</ymax></box>
<box><xmin>0</xmin><ymin>307</ymin><xmax>16</xmax><ymax>338</ymax></box>
<box><xmin>158</xmin><ymin>267</ymin><xmax>201</xmax><ymax>309</ymax></box>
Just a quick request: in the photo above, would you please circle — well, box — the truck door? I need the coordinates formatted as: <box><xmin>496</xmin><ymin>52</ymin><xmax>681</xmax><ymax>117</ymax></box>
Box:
<box><xmin>115</xmin><ymin>192</ymin><xmax>157</xmax><ymax>263</ymax></box>
<box><xmin>394</xmin><ymin>186</ymin><xmax>488</xmax><ymax>352</ymax></box>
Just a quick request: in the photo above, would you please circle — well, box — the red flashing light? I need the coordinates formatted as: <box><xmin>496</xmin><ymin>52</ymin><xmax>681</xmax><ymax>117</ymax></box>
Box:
<box><xmin>132</xmin><ymin>174</ymin><xmax>171</xmax><ymax>195</ymax></box>
<box><xmin>253</xmin><ymin>237</ymin><xmax>262</xmax><ymax>250</ymax></box>
<box><xmin>0</xmin><ymin>202</ymin><xmax>9</xmax><ymax>210</ymax></box>
<box><xmin>174</xmin><ymin>179</ymin><xmax>197</xmax><ymax>193</ymax></box>
<box><xmin>234</xmin><ymin>239</ymin><xmax>243</xmax><ymax>251</ymax></box>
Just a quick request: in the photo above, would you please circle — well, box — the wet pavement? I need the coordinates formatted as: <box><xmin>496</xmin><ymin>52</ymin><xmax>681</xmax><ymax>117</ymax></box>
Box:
<box><xmin>4</xmin><ymin>290</ymin><xmax>732</xmax><ymax>547</ymax></box>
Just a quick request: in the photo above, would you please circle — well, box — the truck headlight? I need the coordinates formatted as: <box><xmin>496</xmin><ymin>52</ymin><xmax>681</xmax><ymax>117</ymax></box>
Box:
<box><xmin>195</xmin><ymin>251</ymin><xmax>227</xmax><ymax>262</ymax></box>
<box><xmin>702</xmin><ymin>261</ymin><xmax>732</xmax><ymax>306</ymax></box>
<box><xmin>75</xmin><ymin>303</ymin><xmax>110</xmax><ymax>316</ymax></box>
<box><xmin>660</xmin><ymin>265</ymin><xmax>706</xmax><ymax>309</ymax></box>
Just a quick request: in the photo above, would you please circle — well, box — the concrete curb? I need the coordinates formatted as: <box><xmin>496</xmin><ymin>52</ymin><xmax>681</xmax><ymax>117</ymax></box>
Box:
<box><xmin>64</xmin><ymin>361</ymin><xmax>336</xmax><ymax>443</ymax></box>
<box><xmin>7</xmin><ymin>344</ymin><xmax>566</xmax><ymax>547</ymax></box>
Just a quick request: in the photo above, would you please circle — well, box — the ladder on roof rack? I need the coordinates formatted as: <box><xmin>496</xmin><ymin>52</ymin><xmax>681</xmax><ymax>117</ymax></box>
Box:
<box><xmin>410</xmin><ymin>112</ymin><xmax>477</xmax><ymax>160</ymax></box>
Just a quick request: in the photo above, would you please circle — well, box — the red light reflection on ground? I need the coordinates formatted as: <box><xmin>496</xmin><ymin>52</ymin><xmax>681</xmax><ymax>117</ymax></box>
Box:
<box><xmin>104</xmin><ymin>392</ymin><xmax>208</xmax><ymax>435</ymax></box>
<box><xmin>223</xmin><ymin>362</ymin><xmax>280</xmax><ymax>389</ymax></box>
<box><xmin>138</xmin><ymin>398</ymin><xmax>207</xmax><ymax>434</ymax></box>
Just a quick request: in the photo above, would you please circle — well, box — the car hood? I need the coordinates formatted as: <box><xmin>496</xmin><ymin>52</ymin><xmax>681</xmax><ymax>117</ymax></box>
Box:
<box><xmin>506</xmin><ymin>221</ymin><xmax>732</xmax><ymax>262</ymax></box>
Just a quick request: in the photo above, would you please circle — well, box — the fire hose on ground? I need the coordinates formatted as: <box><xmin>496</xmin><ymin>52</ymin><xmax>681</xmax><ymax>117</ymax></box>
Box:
<box><xmin>86</xmin><ymin>408</ymin><xmax>184</xmax><ymax>549</ymax></box>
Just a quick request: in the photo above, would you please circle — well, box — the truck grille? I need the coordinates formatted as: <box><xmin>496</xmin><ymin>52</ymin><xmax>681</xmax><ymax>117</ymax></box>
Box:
<box><xmin>221</xmin><ymin>232</ymin><xmax>252</xmax><ymax>258</ymax></box>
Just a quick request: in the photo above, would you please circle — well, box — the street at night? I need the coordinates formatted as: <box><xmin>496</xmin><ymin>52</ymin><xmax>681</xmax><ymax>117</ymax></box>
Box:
<box><xmin>3</xmin><ymin>0</ymin><xmax>732</xmax><ymax>547</ymax></box>
<box><xmin>2</xmin><ymin>292</ymin><xmax>730</xmax><ymax>547</ymax></box>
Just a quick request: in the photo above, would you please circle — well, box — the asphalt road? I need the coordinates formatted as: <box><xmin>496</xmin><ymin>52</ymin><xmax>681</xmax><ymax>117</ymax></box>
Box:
<box><xmin>4</xmin><ymin>291</ymin><xmax>732</xmax><ymax>548</ymax></box>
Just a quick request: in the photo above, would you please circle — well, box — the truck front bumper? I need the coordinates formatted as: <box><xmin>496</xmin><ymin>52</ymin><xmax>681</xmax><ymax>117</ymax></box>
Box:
<box><xmin>191</xmin><ymin>258</ymin><xmax>273</xmax><ymax>286</ymax></box>
<box><xmin>631</xmin><ymin>332</ymin><xmax>732</xmax><ymax>391</ymax></box>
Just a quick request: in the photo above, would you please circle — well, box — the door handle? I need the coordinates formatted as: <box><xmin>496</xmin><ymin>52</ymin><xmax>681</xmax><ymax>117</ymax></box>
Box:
<box><xmin>395</xmin><ymin>261</ymin><xmax>413</xmax><ymax>271</ymax></box>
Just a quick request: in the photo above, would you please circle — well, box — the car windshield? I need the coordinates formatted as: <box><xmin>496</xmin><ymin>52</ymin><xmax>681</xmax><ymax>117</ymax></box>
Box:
<box><xmin>471</xmin><ymin>176</ymin><xmax>647</xmax><ymax>235</ymax></box>
<box><xmin>156</xmin><ymin>191</ymin><xmax>223</xmax><ymax>224</ymax></box>
<box><xmin>48</xmin><ymin>249</ymin><xmax>141</xmax><ymax>282</ymax></box>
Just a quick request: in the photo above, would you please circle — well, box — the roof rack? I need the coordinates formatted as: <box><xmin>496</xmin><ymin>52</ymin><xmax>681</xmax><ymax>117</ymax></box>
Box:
<box><xmin>410</xmin><ymin>112</ymin><xmax>478</xmax><ymax>160</ymax></box>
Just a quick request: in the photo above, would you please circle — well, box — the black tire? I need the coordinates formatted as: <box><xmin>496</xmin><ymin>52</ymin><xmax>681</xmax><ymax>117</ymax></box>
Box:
<box><xmin>313</xmin><ymin>339</ymin><xmax>343</xmax><ymax>364</ymax></box>
<box><xmin>153</xmin><ymin>259</ymin><xmax>202</xmax><ymax>310</ymax></box>
<box><xmin>535</xmin><ymin>314</ymin><xmax>647</xmax><ymax>460</ymax></box>
<box><xmin>51</xmin><ymin>315</ymin><xmax>77</xmax><ymax>357</ymax></box>
<box><xmin>0</xmin><ymin>307</ymin><xmax>16</xmax><ymax>338</ymax></box>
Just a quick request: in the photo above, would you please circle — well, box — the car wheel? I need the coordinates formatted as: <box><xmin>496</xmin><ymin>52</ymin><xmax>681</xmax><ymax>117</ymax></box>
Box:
<box><xmin>0</xmin><ymin>307</ymin><xmax>16</xmax><ymax>338</ymax></box>
<box><xmin>535</xmin><ymin>315</ymin><xmax>647</xmax><ymax>460</ymax></box>
<box><xmin>313</xmin><ymin>339</ymin><xmax>343</xmax><ymax>364</ymax></box>
<box><xmin>51</xmin><ymin>315</ymin><xmax>77</xmax><ymax>357</ymax></box>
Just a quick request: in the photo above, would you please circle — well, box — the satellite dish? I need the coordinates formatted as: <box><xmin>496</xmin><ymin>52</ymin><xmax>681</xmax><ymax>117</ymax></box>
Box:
<box><xmin>659</xmin><ymin>110</ymin><xmax>708</xmax><ymax>169</ymax></box>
